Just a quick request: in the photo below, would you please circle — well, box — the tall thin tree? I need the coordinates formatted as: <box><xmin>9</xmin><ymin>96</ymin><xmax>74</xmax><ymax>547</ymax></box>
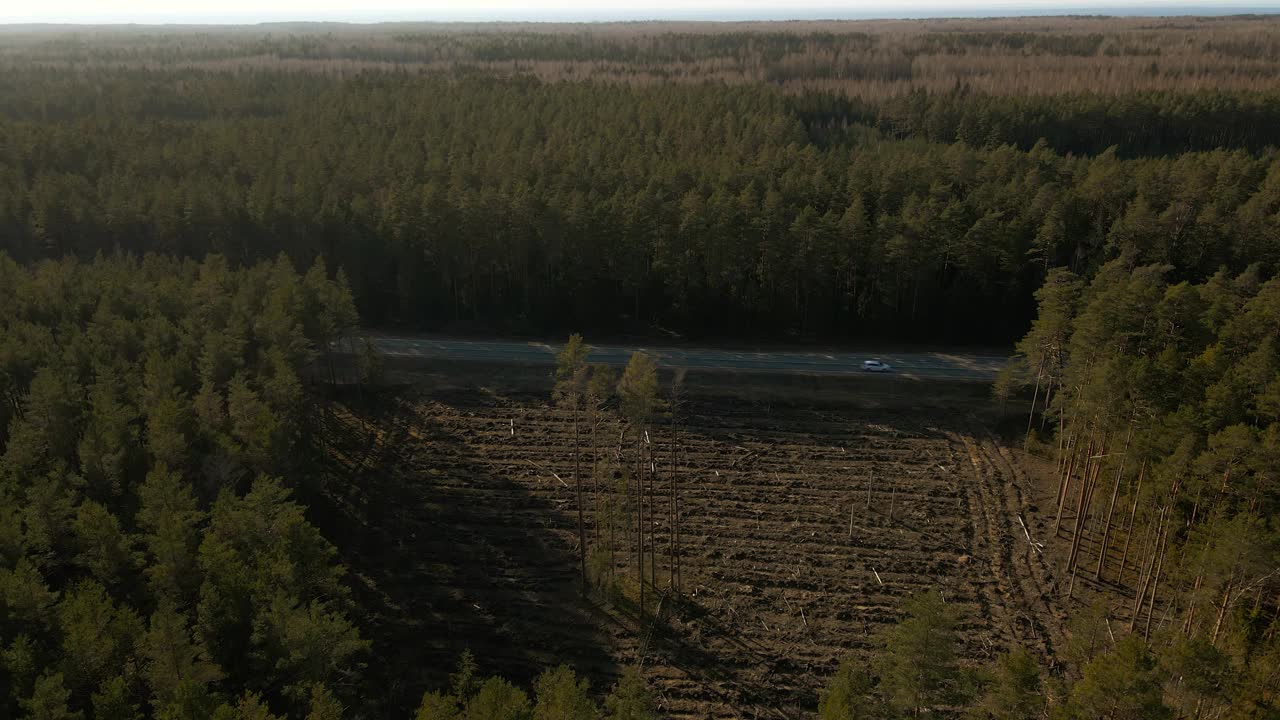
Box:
<box><xmin>554</xmin><ymin>334</ymin><xmax>592</xmax><ymax>595</ymax></box>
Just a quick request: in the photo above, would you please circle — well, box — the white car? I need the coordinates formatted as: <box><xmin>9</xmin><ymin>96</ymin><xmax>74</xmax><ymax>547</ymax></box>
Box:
<box><xmin>862</xmin><ymin>359</ymin><xmax>892</xmax><ymax>372</ymax></box>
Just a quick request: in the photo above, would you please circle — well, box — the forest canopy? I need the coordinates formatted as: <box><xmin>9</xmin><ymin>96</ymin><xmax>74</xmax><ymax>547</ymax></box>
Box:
<box><xmin>0</xmin><ymin>253</ymin><xmax>364</xmax><ymax>719</ymax></box>
<box><xmin>1</xmin><ymin>65</ymin><xmax>1278</xmax><ymax>341</ymax></box>
<box><xmin>1</xmin><ymin>16</ymin><xmax>1279</xmax><ymax>719</ymax></box>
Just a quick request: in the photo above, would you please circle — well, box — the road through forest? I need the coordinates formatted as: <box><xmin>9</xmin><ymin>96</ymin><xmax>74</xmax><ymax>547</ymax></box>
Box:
<box><xmin>367</xmin><ymin>335</ymin><xmax>1008</xmax><ymax>381</ymax></box>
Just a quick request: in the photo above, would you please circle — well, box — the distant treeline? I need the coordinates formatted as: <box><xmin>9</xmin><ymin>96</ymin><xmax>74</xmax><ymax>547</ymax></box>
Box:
<box><xmin>795</xmin><ymin>88</ymin><xmax>1280</xmax><ymax>157</ymax></box>
<box><xmin>5</xmin><ymin>16</ymin><xmax>1280</xmax><ymax>97</ymax></box>
<box><xmin>1</xmin><ymin>72</ymin><xmax>1278</xmax><ymax>342</ymax></box>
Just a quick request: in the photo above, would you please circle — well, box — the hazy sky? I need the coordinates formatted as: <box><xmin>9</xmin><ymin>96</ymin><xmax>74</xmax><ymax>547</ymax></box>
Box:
<box><xmin>2</xmin><ymin>0</ymin><xmax>1276</xmax><ymax>24</ymax></box>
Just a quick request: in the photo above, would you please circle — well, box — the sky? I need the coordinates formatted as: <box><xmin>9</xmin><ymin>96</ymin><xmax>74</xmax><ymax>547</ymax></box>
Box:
<box><xmin>2</xmin><ymin>0</ymin><xmax>1276</xmax><ymax>24</ymax></box>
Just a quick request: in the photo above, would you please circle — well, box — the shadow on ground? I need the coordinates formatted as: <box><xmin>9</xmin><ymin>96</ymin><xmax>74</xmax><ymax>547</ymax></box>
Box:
<box><xmin>302</xmin><ymin>386</ymin><xmax>619</xmax><ymax>717</ymax></box>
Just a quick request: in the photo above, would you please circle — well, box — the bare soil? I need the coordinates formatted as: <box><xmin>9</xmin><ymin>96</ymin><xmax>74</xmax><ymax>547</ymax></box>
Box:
<box><xmin>309</xmin><ymin>366</ymin><xmax>1070</xmax><ymax>718</ymax></box>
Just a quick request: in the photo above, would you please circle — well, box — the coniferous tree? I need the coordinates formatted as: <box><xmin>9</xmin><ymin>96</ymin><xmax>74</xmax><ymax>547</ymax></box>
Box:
<box><xmin>553</xmin><ymin>335</ymin><xmax>592</xmax><ymax>595</ymax></box>
<box><xmin>603</xmin><ymin>668</ymin><xmax>656</xmax><ymax>720</ymax></box>
<box><xmin>818</xmin><ymin>657</ymin><xmax>884</xmax><ymax>720</ymax></box>
<box><xmin>532</xmin><ymin>665</ymin><xmax>596</xmax><ymax>720</ymax></box>
<box><xmin>617</xmin><ymin>352</ymin><xmax>658</xmax><ymax>616</ymax></box>
<box><xmin>876</xmin><ymin>591</ymin><xmax>961</xmax><ymax>717</ymax></box>
<box><xmin>970</xmin><ymin>648</ymin><xmax>1043</xmax><ymax>720</ymax></box>
<box><xmin>1058</xmin><ymin>636</ymin><xmax>1170</xmax><ymax>720</ymax></box>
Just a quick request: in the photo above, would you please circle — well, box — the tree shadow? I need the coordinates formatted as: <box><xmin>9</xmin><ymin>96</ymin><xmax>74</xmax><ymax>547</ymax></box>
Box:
<box><xmin>304</xmin><ymin>387</ymin><xmax>619</xmax><ymax>716</ymax></box>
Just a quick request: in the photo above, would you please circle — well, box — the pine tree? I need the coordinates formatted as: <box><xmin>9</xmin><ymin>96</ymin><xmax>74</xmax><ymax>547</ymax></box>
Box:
<box><xmin>971</xmin><ymin>648</ymin><xmax>1042</xmax><ymax>720</ymax></box>
<box><xmin>136</xmin><ymin>465</ymin><xmax>205</xmax><ymax>602</ymax></box>
<box><xmin>463</xmin><ymin>678</ymin><xmax>531</xmax><ymax>720</ymax></box>
<box><xmin>818</xmin><ymin>657</ymin><xmax>883</xmax><ymax>720</ymax></box>
<box><xmin>21</xmin><ymin>672</ymin><xmax>81</xmax><ymax>720</ymax></box>
<box><xmin>90</xmin><ymin>675</ymin><xmax>141</xmax><ymax>720</ymax></box>
<box><xmin>617</xmin><ymin>352</ymin><xmax>658</xmax><ymax>616</ymax></box>
<box><xmin>532</xmin><ymin>665</ymin><xmax>596</xmax><ymax>720</ymax></box>
<box><xmin>554</xmin><ymin>335</ymin><xmax>592</xmax><ymax>595</ymax></box>
<box><xmin>876</xmin><ymin>591</ymin><xmax>960</xmax><ymax>717</ymax></box>
<box><xmin>58</xmin><ymin>581</ymin><xmax>145</xmax><ymax>699</ymax></box>
<box><xmin>71</xmin><ymin>501</ymin><xmax>135</xmax><ymax>589</ymax></box>
<box><xmin>304</xmin><ymin>683</ymin><xmax>344</xmax><ymax>720</ymax></box>
<box><xmin>603</xmin><ymin>668</ymin><xmax>656</xmax><ymax>720</ymax></box>
<box><xmin>1059</xmin><ymin>636</ymin><xmax>1169</xmax><ymax>720</ymax></box>
<box><xmin>415</xmin><ymin>691</ymin><xmax>461</xmax><ymax>720</ymax></box>
<box><xmin>141</xmin><ymin>601</ymin><xmax>224</xmax><ymax>717</ymax></box>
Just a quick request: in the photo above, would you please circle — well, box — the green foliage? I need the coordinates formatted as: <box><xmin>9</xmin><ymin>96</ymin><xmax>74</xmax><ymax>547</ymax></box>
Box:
<box><xmin>2</xmin><ymin>26</ymin><xmax>1279</xmax><ymax>720</ymax></box>
<box><xmin>90</xmin><ymin>675</ymin><xmax>141</xmax><ymax>720</ymax></box>
<box><xmin>587</xmin><ymin>366</ymin><xmax>617</xmax><ymax>409</ymax></box>
<box><xmin>1061</xmin><ymin>600</ymin><xmax>1112</xmax><ymax>671</ymax></box>
<box><xmin>970</xmin><ymin>648</ymin><xmax>1042</xmax><ymax>720</ymax></box>
<box><xmin>415</xmin><ymin>691</ymin><xmax>461</xmax><ymax>720</ymax></box>
<box><xmin>142</xmin><ymin>601</ymin><xmax>224</xmax><ymax>717</ymax></box>
<box><xmin>215</xmin><ymin>692</ymin><xmax>284</xmax><ymax>720</ymax></box>
<box><xmin>818</xmin><ymin>657</ymin><xmax>883</xmax><ymax>720</ymax></box>
<box><xmin>0</xmin><ymin>255</ymin><xmax>362</xmax><ymax>719</ymax></box>
<box><xmin>463</xmin><ymin>677</ymin><xmax>531</xmax><ymax>720</ymax></box>
<box><xmin>1160</xmin><ymin>637</ymin><xmax>1233</xmax><ymax>718</ymax></box>
<box><xmin>0</xmin><ymin>559</ymin><xmax>57</xmax><ymax>631</ymax></box>
<box><xmin>249</xmin><ymin>594</ymin><xmax>368</xmax><ymax>704</ymax></box>
<box><xmin>603</xmin><ymin>668</ymin><xmax>656</xmax><ymax>720</ymax></box>
<box><xmin>876</xmin><ymin>591</ymin><xmax>961</xmax><ymax>717</ymax></box>
<box><xmin>57</xmin><ymin>581</ymin><xmax>144</xmax><ymax>697</ymax></box>
<box><xmin>450</xmin><ymin>650</ymin><xmax>481</xmax><ymax>705</ymax></box>
<box><xmin>617</xmin><ymin>354</ymin><xmax>658</xmax><ymax>427</ymax></box>
<box><xmin>1014</xmin><ymin>260</ymin><xmax>1280</xmax><ymax>695</ymax></box>
<box><xmin>22</xmin><ymin>672</ymin><xmax>82</xmax><ymax>720</ymax></box>
<box><xmin>135</xmin><ymin>466</ymin><xmax>204</xmax><ymax>601</ymax></box>
<box><xmin>553</xmin><ymin>335</ymin><xmax>592</xmax><ymax>412</ymax></box>
<box><xmin>532</xmin><ymin>665</ymin><xmax>596</xmax><ymax>720</ymax></box>
<box><xmin>1058</xmin><ymin>636</ymin><xmax>1170</xmax><ymax>720</ymax></box>
<box><xmin>5</xmin><ymin>58</ymin><xmax>1278</xmax><ymax>344</ymax></box>
<box><xmin>304</xmin><ymin>683</ymin><xmax>344</xmax><ymax>720</ymax></box>
<box><xmin>70</xmin><ymin>501</ymin><xmax>135</xmax><ymax>588</ymax></box>
<box><xmin>3</xmin><ymin>635</ymin><xmax>42</xmax><ymax>708</ymax></box>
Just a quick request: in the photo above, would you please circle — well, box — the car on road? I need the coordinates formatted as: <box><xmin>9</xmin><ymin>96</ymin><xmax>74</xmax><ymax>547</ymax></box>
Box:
<box><xmin>862</xmin><ymin>359</ymin><xmax>892</xmax><ymax>372</ymax></box>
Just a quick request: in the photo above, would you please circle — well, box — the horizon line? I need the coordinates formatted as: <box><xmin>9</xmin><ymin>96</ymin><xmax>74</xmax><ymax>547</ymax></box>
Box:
<box><xmin>5</xmin><ymin>4</ymin><xmax>1280</xmax><ymax>27</ymax></box>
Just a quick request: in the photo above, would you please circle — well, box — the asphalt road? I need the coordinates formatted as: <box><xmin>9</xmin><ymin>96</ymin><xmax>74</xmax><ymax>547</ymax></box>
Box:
<box><xmin>368</xmin><ymin>336</ymin><xmax>1008</xmax><ymax>381</ymax></box>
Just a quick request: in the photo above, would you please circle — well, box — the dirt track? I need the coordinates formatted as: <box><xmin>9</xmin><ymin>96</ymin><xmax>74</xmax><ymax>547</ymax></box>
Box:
<box><xmin>314</xmin><ymin>371</ymin><xmax>1067</xmax><ymax>718</ymax></box>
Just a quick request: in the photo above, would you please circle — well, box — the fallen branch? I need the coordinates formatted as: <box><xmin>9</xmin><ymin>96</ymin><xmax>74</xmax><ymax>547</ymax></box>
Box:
<box><xmin>526</xmin><ymin>459</ymin><xmax>569</xmax><ymax>488</ymax></box>
<box><xmin>1017</xmin><ymin>515</ymin><xmax>1045</xmax><ymax>555</ymax></box>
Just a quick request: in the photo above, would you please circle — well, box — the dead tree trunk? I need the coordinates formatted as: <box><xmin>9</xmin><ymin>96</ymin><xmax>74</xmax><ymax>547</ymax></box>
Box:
<box><xmin>1055</xmin><ymin>432</ymin><xmax>1091</xmax><ymax>536</ymax></box>
<box><xmin>1210</xmin><ymin>573</ymin><xmax>1234</xmax><ymax>648</ymax></box>
<box><xmin>635</xmin><ymin>431</ymin><xmax>645</xmax><ymax>618</ymax></box>
<box><xmin>575</xmin><ymin>403</ymin><xmax>587</xmax><ymax>595</ymax></box>
<box><xmin>1026</xmin><ymin>358</ymin><xmax>1044</xmax><ymax>438</ymax></box>
<box><xmin>1131</xmin><ymin>506</ymin><xmax>1166</xmax><ymax>632</ymax></box>
<box><xmin>1145</xmin><ymin>521</ymin><xmax>1169</xmax><ymax>640</ymax></box>
<box><xmin>1117</xmin><ymin>461</ymin><xmax>1146</xmax><ymax>586</ymax></box>
<box><xmin>669</xmin><ymin>409</ymin><xmax>679</xmax><ymax>593</ymax></box>
<box><xmin>1067</xmin><ymin>436</ymin><xmax>1104</xmax><ymax>573</ymax></box>
<box><xmin>591</xmin><ymin>416</ymin><xmax>601</xmax><ymax>545</ymax></box>
<box><xmin>1095</xmin><ymin>423</ymin><xmax>1134</xmax><ymax>581</ymax></box>
<box><xmin>1041</xmin><ymin>375</ymin><xmax>1056</xmax><ymax>432</ymax></box>
<box><xmin>648</xmin><ymin>440</ymin><xmax>657</xmax><ymax>592</ymax></box>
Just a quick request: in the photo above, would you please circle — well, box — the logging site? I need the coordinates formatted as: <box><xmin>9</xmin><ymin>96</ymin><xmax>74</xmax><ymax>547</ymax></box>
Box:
<box><xmin>316</xmin><ymin>356</ymin><xmax>1068</xmax><ymax>718</ymax></box>
<box><xmin>2</xmin><ymin>6</ymin><xmax>1279</xmax><ymax>720</ymax></box>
